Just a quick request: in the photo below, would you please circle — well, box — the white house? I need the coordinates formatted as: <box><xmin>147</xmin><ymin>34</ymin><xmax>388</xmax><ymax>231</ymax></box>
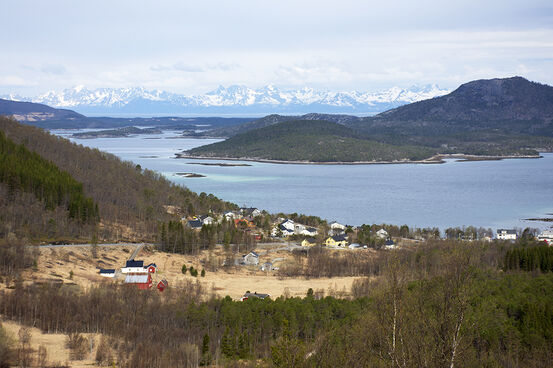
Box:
<box><xmin>384</xmin><ymin>239</ymin><xmax>397</xmax><ymax>249</ymax></box>
<box><xmin>121</xmin><ymin>260</ymin><xmax>147</xmax><ymax>274</ymax></box>
<box><xmin>299</xmin><ymin>227</ymin><xmax>318</xmax><ymax>236</ymax></box>
<box><xmin>537</xmin><ymin>230</ymin><xmax>553</xmax><ymax>244</ymax></box>
<box><xmin>280</xmin><ymin>219</ymin><xmax>295</xmax><ymax>232</ymax></box>
<box><xmin>496</xmin><ymin>229</ymin><xmax>517</xmax><ymax>240</ymax></box>
<box><xmin>330</xmin><ymin>221</ymin><xmax>346</xmax><ymax>231</ymax></box>
<box><xmin>200</xmin><ymin>215</ymin><xmax>215</xmax><ymax>225</ymax></box>
<box><xmin>243</xmin><ymin>252</ymin><xmax>259</xmax><ymax>266</ymax></box>
<box><xmin>99</xmin><ymin>269</ymin><xmax>115</xmax><ymax>278</ymax></box>
<box><xmin>224</xmin><ymin>211</ymin><xmax>239</xmax><ymax>221</ymax></box>
<box><xmin>376</xmin><ymin>229</ymin><xmax>389</xmax><ymax>239</ymax></box>
<box><xmin>240</xmin><ymin>207</ymin><xmax>262</xmax><ymax>217</ymax></box>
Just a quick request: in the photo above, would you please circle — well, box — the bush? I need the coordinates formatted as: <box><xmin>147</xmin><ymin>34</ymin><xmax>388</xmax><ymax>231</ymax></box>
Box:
<box><xmin>65</xmin><ymin>333</ymin><xmax>88</xmax><ymax>360</ymax></box>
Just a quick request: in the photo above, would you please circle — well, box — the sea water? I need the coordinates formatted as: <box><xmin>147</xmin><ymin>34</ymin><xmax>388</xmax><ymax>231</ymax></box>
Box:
<box><xmin>52</xmin><ymin>129</ymin><xmax>553</xmax><ymax>231</ymax></box>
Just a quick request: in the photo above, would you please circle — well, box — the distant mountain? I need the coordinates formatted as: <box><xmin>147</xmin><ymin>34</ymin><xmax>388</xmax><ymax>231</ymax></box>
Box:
<box><xmin>183</xmin><ymin>119</ymin><xmax>435</xmax><ymax>163</ymax></box>
<box><xmin>0</xmin><ymin>98</ymin><xmax>84</xmax><ymax>122</ymax></box>
<box><xmin>2</xmin><ymin>84</ymin><xmax>450</xmax><ymax>115</ymax></box>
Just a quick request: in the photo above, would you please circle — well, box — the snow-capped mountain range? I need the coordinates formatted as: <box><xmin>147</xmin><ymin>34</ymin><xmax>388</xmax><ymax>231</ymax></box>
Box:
<box><xmin>2</xmin><ymin>84</ymin><xmax>449</xmax><ymax>115</ymax></box>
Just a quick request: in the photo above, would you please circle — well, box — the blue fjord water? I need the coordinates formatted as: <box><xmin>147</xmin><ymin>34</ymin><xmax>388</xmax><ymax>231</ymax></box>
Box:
<box><xmin>52</xmin><ymin>129</ymin><xmax>553</xmax><ymax>231</ymax></box>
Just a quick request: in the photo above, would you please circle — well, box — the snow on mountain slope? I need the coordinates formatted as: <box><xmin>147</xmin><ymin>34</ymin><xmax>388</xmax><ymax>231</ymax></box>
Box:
<box><xmin>2</xmin><ymin>84</ymin><xmax>449</xmax><ymax>115</ymax></box>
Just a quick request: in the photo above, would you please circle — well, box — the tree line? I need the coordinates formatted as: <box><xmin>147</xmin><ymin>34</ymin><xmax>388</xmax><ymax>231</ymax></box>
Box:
<box><xmin>0</xmin><ymin>129</ymin><xmax>98</xmax><ymax>223</ymax></box>
<box><xmin>0</xmin><ymin>117</ymin><xmax>236</xmax><ymax>242</ymax></box>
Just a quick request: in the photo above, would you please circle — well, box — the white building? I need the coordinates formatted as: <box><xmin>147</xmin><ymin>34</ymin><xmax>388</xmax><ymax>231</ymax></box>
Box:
<box><xmin>299</xmin><ymin>227</ymin><xmax>318</xmax><ymax>236</ymax></box>
<box><xmin>496</xmin><ymin>229</ymin><xmax>517</xmax><ymax>240</ymax></box>
<box><xmin>537</xmin><ymin>230</ymin><xmax>553</xmax><ymax>245</ymax></box>
<box><xmin>376</xmin><ymin>229</ymin><xmax>389</xmax><ymax>239</ymax></box>
<box><xmin>330</xmin><ymin>221</ymin><xmax>346</xmax><ymax>231</ymax></box>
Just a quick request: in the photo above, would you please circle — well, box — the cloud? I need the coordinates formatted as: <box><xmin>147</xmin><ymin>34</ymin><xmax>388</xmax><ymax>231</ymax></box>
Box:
<box><xmin>151</xmin><ymin>62</ymin><xmax>240</xmax><ymax>73</ymax></box>
<box><xmin>40</xmin><ymin>64</ymin><xmax>67</xmax><ymax>75</ymax></box>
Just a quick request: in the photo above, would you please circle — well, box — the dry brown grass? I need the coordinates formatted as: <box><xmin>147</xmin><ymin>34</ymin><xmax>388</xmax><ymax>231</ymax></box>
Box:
<box><xmin>7</xmin><ymin>244</ymin><xmax>362</xmax><ymax>299</ymax></box>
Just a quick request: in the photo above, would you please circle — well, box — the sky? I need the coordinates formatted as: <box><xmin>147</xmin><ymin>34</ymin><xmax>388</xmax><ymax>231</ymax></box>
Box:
<box><xmin>1</xmin><ymin>0</ymin><xmax>553</xmax><ymax>95</ymax></box>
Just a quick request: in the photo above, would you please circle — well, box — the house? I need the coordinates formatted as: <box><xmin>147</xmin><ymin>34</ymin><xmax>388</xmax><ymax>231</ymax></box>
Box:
<box><xmin>325</xmin><ymin>235</ymin><xmax>348</xmax><ymax>247</ymax></box>
<box><xmin>99</xmin><ymin>269</ymin><xmax>115</xmax><ymax>278</ymax></box>
<box><xmin>299</xmin><ymin>227</ymin><xmax>318</xmax><ymax>236</ymax></box>
<box><xmin>157</xmin><ymin>279</ymin><xmax>168</xmax><ymax>292</ymax></box>
<box><xmin>271</xmin><ymin>223</ymin><xmax>294</xmax><ymax>237</ymax></box>
<box><xmin>243</xmin><ymin>251</ymin><xmax>259</xmax><ymax>266</ymax></box>
<box><xmin>376</xmin><ymin>229</ymin><xmax>389</xmax><ymax>239</ymax></box>
<box><xmin>187</xmin><ymin>220</ymin><xmax>203</xmax><ymax>230</ymax></box>
<box><xmin>261</xmin><ymin>262</ymin><xmax>273</xmax><ymax>271</ymax></box>
<box><xmin>125</xmin><ymin>273</ymin><xmax>152</xmax><ymax>289</ymax></box>
<box><xmin>240</xmin><ymin>207</ymin><xmax>262</xmax><ymax>217</ymax></box>
<box><xmin>144</xmin><ymin>263</ymin><xmax>157</xmax><ymax>274</ymax></box>
<box><xmin>224</xmin><ymin>211</ymin><xmax>239</xmax><ymax>221</ymax></box>
<box><xmin>537</xmin><ymin>230</ymin><xmax>553</xmax><ymax>245</ymax></box>
<box><xmin>199</xmin><ymin>215</ymin><xmax>215</xmax><ymax>225</ymax></box>
<box><xmin>497</xmin><ymin>229</ymin><xmax>517</xmax><ymax>240</ymax></box>
<box><xmin>384</xmin><ymin>239</ymin><xmax>396</xmax><ymax>249</ymax></box>
<box><xmin>301</xmin><ymin>237</ymin><xmax>317</xmax><ymax>247</ymax></box>
<box><xmin>330</xmin><ymin>221</ymin><xmax>346</xmax><ymax>231</ymax></box>
<box><xmin>240</xmin><ymin>291</ymin><xmax>270</xmax><ymax>301</ymax></box>
<box><xmin>280</xmin><ymin>219</ymin><xmax>295</xmax><ymax>232</ymax></box>
<box><xmin>121</xmin><ymin>260</ymin><xmax>146</xmax><ymax>274</ymax></box>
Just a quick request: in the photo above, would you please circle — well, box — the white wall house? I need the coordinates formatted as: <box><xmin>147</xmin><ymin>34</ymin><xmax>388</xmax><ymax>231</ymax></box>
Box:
<box><xmin>330</xmin><ymin>221</ymin><xmax>346</xmax><ymax>231</ymax></box>
<box><xmin>537</xmin><ymin>230</ymin><xmax>553</xmax><ymax>244</ymax></box>
<box><xmin>496</xmin><ymin>229</ymin><xmax>517</xmax><ymax>240</ymax></box>
<box><xmin>376</xmin><ymin>229</ymin><xmax>389</xmax><ymax>239</ymax></box>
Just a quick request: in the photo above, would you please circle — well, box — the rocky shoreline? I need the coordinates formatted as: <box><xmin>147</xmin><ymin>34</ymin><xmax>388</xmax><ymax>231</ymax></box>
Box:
<box><xmin>174</xmin><ymin>153</ymin><xmax>541</xmax><ymax>165</ymax></box>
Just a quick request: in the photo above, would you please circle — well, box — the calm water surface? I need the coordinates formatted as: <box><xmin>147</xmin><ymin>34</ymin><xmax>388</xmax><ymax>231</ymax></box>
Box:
<box><xmin>53</xmin><ymin>130</ymin><xmax>553</xmax><ymax>230</ymax></box>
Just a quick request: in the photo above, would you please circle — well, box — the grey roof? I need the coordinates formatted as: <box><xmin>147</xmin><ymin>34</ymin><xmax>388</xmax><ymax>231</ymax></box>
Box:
<box><xmin>385</xmin><ymin>239</ymin><xmax>395</xmax><ymax>246</ymax></box>
<box><xmin>188</xmin><ymin>220</ymin><xmax>203</xmax><ymax>228</ymax></box>
<box><xmin>145</xmin><ymin>263</ymin><xmax>157</xmax><ymax>269</ymax></box>
<box><xmin>331</xmin><ymin>235</ymin><xmax>347</xmax><ymax>242</ymax></box>
<box><xmin>306</xmin><ymin>227</ymin><xmax>317</xmax><ymax>232</ymax></box>
<box><xmin>126</xmin><ymin>260</ymin><xmax>144</xmax><ymax>268</ymax></box>
<box><xmin>304</xmin><ymin>237</ymin><xmax>316</xmax><ymax>243</ymax></box>
<box><xmin>125</xmin><ymin>274</ymin><xmax>149</xmax><ymax>283</ymax></box>
<box><xmin>247</xmin><ymin>251</ymin><xmax>259</xmax><ymax>257</ymax></box>
<box><xmin>99</xmin><ymin>269</ymin><xmax>115</xmax><ymax>274</ymax></box>
<box><xmin>243</xmin><ymin>292</ymin><xmax>270</xmax><ymax>299</ymax></box>
<box><xmin>497</xmin><ymin>229</ymin><xmax>517</xmax><ymax>234</ymax></box>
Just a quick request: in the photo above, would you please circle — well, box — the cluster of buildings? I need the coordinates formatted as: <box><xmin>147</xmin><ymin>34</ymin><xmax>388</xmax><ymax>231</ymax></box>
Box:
<box><xmin>99</xmin><ymin>259</ymin><xmax>168</xmax><ymax>291</ymax></box>
<box><xmin>184</xmin><ymin>207</ymin><xmax>262</xmax><ymax>229</ymax></box>
<box><xmin>496</xmin><ymin>229</ymin><xmax>553</xmax><ymax>244</ymax></box>
<box><xmin>271</xmin><ymin>219</ymin><xmax>318</xmax><ymax>237</ymax></box>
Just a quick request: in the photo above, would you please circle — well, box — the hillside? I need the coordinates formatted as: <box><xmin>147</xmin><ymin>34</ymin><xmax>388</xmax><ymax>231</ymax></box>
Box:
<box><xmin>198</xmin><ymin>77</ymin><xmax>553</xmax><ymax>158</ymax></box>
<box><xmin>207</xmin><ymin>113</ymin><xmax>361</xmax><ymax>137</ymax></box>
<box><xmin>348</xmin><ymin>77</ymin><xmax>553</xmax><ymax>154</ymax></box>
<box><xmin>185</xmin><ymin>120</ymin><xmax>435</xmax><ymax>162</ymax></box>
<box><xmin>0</xmin><ymin>116</ymin><xmax>236</xmax><ymax>242</ymax></box>
<box><xmin>0</xmin><ymin>98</ymin><xmax>84</xmax><ymax>122</ymax></box>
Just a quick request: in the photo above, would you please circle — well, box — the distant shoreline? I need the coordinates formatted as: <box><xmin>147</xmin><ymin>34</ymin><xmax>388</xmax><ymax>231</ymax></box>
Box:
<box><xmin>175</xmin><ymin>153</ymin><xmax>541</xmax><ymax>165</ymax></box>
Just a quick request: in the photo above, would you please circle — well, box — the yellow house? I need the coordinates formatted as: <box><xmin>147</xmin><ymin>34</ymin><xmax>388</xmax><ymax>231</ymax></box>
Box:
<box><xmin>301</xmin><ymin>237</ymin><xmax>317</xmax><ymax>247</ymax></box>
<box><xmin>324</xmin><ymin>235</ymin><xmax>348</xmax><ymax>247</ymax></box>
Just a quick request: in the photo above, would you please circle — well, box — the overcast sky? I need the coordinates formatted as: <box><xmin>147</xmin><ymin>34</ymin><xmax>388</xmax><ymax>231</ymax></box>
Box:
<box><xmin>2</xmin><ymin>0</ymin><xmax>553</xmax><ymax>95</ymax></box>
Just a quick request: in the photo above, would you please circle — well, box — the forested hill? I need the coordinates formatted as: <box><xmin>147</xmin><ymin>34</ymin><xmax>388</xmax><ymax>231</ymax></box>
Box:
<box><xmin>0</xmin><ymin>116</ymin><xmax>236</xmax><ymax>242</ymax></box>
<box><xmin>207</xmin><ymin>113</ymin><xmax>361</xmax><ymax>138</ymax></box>
<box><xmin>354</xmin><ymin>77</ymin><xmax>553</xmax><ymax>136</ymax></box>
<box><xmin>185</xmin><ymin>119</ymin><xmax>434</xmax><ymax>162</ymax></box>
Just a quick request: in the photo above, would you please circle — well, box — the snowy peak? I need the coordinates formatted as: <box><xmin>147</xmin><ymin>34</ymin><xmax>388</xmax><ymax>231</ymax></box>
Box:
<box><xmin>2</xmin><ymin>84</ymin><xmax>450</xmax><ymax>115</ymax></box>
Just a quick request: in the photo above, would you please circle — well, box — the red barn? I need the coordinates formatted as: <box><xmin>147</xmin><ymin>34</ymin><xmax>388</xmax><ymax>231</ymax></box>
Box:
<box><xmin>125</xmin><ymin>273</ymin><xmax>152</xmax><ymax>289</ymax></box>
<box><xmin>157</xmin><ymin>279</ymin><xmax>168</xmax><ymax>292</ymax></box>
